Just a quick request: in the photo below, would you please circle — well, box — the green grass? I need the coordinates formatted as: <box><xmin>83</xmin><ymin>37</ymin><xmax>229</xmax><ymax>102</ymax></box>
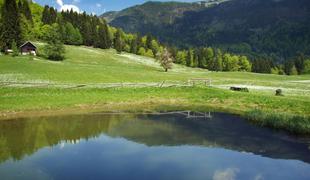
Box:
<box><xmin>0</xmin><ymin>44</ymin><xmax>310</xmax><ymax>133</ymax></box>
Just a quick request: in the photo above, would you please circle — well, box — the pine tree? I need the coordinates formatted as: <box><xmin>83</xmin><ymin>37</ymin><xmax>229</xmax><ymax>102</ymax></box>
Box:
<box><xmin>146</xmin><ymin>35</ymin><xmax>152</xmax><ymax>50</ymax></box>
<box><xmin>114</xmin><ymin>29</ymin><xmax>123</xmax><ymax>54</ymax></box>
<box><xmin>186</xmin><ymin>50</ymin><xmax>192</xmax><ymax>67</ymax></box>
<box><xmin>22</xmin><ymin>0</ymin><xmax>33</xmax><ymax>23</ymax></box>
<box><xmin>0</xmin><ymin>0</ymin><xmax>22</xmax><ymax>51</ymax></box>
<box><xmin>214</xmin><ymin>49</ymin><xmax>223</xmax><ymax>71</ymax></box>
<box><xmin>96</xmin><ymin>23</ymin><xmax>109</xmax><ymax>49</ymax></box>
<box><xmin>41</xmin><ymin>6</ymin><xmax>50</xmax><ymax>24</ymax></box>
<box><xmin>294</xmin><ymin>53</ymin><xmax>305</xmax><ymax>74</ymax></box>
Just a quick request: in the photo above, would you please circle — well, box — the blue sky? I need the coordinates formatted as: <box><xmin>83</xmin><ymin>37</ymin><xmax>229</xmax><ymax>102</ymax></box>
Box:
<box><xmin>34</xmin><ymin>0</ymin><xmax>197</xmax><ymax>15</ymax></box>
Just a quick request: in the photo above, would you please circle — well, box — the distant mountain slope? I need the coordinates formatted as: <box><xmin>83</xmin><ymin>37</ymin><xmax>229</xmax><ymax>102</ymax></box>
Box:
<box><xmin>103</xmin><ymin>0</ymin><xmax>310</xmax><ymax>61</ymax></box>
<box><xmin>101</xmin><ymin>1</ymin><xmax>208</xmax><ymax>34</ymax></box>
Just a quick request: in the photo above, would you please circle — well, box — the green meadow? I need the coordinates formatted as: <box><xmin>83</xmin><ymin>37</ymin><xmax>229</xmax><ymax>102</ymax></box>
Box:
<box><xmin>1</xmin><ymin>45</ymin><xmax>310</xmax><ymax>133</ymax></box>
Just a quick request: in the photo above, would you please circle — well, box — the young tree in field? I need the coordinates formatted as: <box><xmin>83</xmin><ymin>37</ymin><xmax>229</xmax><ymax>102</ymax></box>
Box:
<box><xmin>11</xmin><ymin>41</ymin><xmax>19</xmax><ymax>57</ymax></box>
<box><xmin>0</xmin><ymin>0</ymin><xmax>22</xmax><ymax>51</ymax></box>
<box><xmin>114</xmin><ymin>29</ymin><xmax>123</xmax><ymax>53</ymax></box>
<box><xmin>43</xmin><ymin>24</ymin><xmax>65</xmax><ymax>61</ymax></box>
<box><xmin>156</xmin><ymin>48</ymin><xmax>173</xmax><ymax>72</ymax></box>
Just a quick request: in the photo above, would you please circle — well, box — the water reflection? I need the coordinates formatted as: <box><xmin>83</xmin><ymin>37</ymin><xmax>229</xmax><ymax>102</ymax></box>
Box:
<box><xmin>0</xmin><ymin>112</ymin><xmax>310</xmax><ymax>180</ymax></box>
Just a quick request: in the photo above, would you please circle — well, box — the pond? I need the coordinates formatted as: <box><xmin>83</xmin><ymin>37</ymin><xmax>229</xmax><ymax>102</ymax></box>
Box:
<box><xmin>0</xmin><ymin>112</ymin><xmax>310</xmax><ymax>180</ymax></box>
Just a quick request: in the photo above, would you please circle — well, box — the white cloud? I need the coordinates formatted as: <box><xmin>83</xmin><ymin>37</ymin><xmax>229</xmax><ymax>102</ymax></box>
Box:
<box><xmin>96</xmin><ymin>3</ymin><xmax>102</xmax><ymax>8</ymax></box>
<box><xmin>56</xmin><ymin>0</ymin><xmax>80</xmax><ymax>12</ymax></box>
<box><xmin>213</xmin><ymin>168</ymin><xmax>240</xmax><ymax>180</ymax></box>
<box><xmin>56</xmin><ymin>0</ymin><xmax>63</xmax><ymax>6</ymax></box>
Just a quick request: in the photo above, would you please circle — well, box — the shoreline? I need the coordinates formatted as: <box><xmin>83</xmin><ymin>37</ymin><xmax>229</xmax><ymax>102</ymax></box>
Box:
<box><xmin>0</xmin><ymin>101</ymin><xmax>309</xmax><ymax>135</ymax></box>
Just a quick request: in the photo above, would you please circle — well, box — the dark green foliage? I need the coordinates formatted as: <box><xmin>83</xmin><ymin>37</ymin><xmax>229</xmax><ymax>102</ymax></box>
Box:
<box><xmin>114</xmin><ymin>29</ymin><xmax>123</xmax><ymax>53</ymax></box>
<box><xmin>43</xmin><ymin>24</ymin><xmax>65</xmax><ymax>61</ymax></box>
<box><xmin>186</xmin><ymin>50</ymin><xmax>192</xmax><ymax>67</ymax></box>
<box><xmin>63</xmin><ymin>22</ymin><xmax>83</xmax><ymax>45</ymax></box>
<box><xmin>294</xmin><ymin>53</ymin><xmax>305</xmax><ymax>75</ymax></box>
<box><xmin>19</xmin><ymin>0</ymin><xmax>32</xmax><ymax>23</ymax></box>
<box><xmin>95</xmin><ymin>23</ymin><xmax>110</xmax><ymax>49</ymax></box>
<box><xmin>284</xmin><ymin>60</ymin><xmax>295</xmax><ymax>75</ymax></box>
<box><xmin>41</xmin><ymin>6</ymin><xmax>57</xmax><ymax>25</ymax></box>
<box><xmin>0</xmin><ymin>0</ymin><xmax>22</xmax><ymax>50</ymax></box>
<box><xmin>61</xmin><ymin>10</ymin><xmax>111</xmax><ymax>49</ymax></box>
<box><xmin>130</xmin><ymin>38</ymin><xmax>137</xmax><ymax>54</ymax></box>
<box><xmin>11</xmin><ymin>40</ymin><xmax>19</xmax><ymax>57</ymax></box>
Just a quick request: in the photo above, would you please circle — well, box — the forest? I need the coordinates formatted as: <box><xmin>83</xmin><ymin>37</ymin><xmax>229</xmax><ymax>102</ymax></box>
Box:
<box><xmin>0</xmin><ymin>0</ymin><xmax>309</xmax><ymax>75</ymax></box>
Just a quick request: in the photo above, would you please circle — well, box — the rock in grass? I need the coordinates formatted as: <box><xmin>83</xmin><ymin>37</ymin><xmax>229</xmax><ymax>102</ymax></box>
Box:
<box><xmin>276</xmin><ymin>89</ymin><xmax>283</xmax><ymax>96</ymax></box>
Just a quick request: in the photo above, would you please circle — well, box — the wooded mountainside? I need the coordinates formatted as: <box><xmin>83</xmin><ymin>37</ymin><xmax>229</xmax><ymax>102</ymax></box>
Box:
<box><xmin>103</xmin><ymin>0</ymin><xmax>310</xmax><ymax>65</ymax></box>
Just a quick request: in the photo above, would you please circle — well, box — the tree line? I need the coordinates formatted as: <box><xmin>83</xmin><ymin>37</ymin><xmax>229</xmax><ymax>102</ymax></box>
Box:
<box><xmin>0</xmin><ymin>0</ymin><xmax>309</xmax><ymax>74</ymax></box>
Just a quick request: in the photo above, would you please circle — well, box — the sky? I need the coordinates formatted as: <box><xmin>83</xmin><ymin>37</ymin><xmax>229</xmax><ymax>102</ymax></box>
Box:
<box><xmin>33</xmin><ymin>0</ymin><xmax>197</xmax><ymax>15</ymax></box>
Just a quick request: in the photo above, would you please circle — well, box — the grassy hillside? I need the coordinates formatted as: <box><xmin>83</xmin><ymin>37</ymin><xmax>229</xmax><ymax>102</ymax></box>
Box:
<box><xmin>0</xmin><ymin>44</ymin><xmax>309</xmax><ymax>92</ymax></box>
<box><xmin>0</xmin><ymin>45</ymin><xmax>310</xmax><ymax>133</ymax></box>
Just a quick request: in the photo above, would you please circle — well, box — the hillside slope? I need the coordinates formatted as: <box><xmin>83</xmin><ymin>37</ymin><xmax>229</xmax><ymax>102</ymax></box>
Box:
<box><xmin>0</xmin><ymin>44</ymin><xmax>309</xmax><ymax>95</ymax></box>
<box><xmin>104</xmin><ymin>0</ymin><xmax>310</xmax><ymax>61</ymax></box>
<box><xmin>101</xmin><ymin>1</ymin><xmax>206</xmax><ymax>34</ymax></box>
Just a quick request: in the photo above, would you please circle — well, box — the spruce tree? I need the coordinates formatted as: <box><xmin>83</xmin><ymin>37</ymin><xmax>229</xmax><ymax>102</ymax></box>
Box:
<box><xmin>114</xmin><ymin>29</ymin><xmax>123</xmax><ymax>54</ymax></box>
<box><xmin>186</xmin><ymin>50</ymin><xmax>192</xmax><ymax>67</ymax></box>
<box><xmin>0</xmin><ymin>0</ymin><xmax>22</xmax><ymax>51</ymax></box>
<box><xmin>214</xmin><ymin>49</ymin><xmax>223</xmax><ymax>71</ymax></box>
<box><xmin>42</xmin><ymin>6</ymin><xmax>50</xmax><ymax>24</ymax></box>
<box><xmin>96</xmin><ymin>23</ymin><xmax>109</xmax><ymax>49</ymax></box>
<box><xmin>22</xmin><ymin>0</ymin><xmax>33</xmax><ymax>23</ymax></box>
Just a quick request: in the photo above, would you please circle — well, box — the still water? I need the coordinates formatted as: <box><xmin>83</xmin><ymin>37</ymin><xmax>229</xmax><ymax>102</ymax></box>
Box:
<box><xmin>0</xmin><ymin>112</ymin><xmax>310</xmax><ymax>180</ymax></box>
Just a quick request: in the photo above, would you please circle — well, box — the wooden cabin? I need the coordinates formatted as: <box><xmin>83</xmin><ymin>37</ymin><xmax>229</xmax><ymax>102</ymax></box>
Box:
<box><xmin>20</xmin><ymin>41</ymin><xmax>37</xmax><ymax>56</ymax></box>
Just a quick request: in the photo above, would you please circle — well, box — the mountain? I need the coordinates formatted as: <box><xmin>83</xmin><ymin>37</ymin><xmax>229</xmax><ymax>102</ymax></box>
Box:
<box><xmin>100</xmin><ymin>1</ymin><xmax>222</xmax><ymax>34</ymax></box>
<box><xmin>102</xmin><ymin>0</ymin><xmax>310</xmax><ymax>61</ymax></box>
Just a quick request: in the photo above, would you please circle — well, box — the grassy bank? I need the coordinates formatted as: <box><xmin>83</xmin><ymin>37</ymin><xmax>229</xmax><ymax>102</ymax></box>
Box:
<box><xmin>1</xmin><ymin>44</ymin><xmax>310</xmax><ymax>134</ymax></box>
<box><xmin>1</xmin><ymin>86</ymin><xmax>310</xmax><ymax>134</ymax></box>
<box><xmin>246</xmin><ymin>110</ymin><xmax>310</xmax><ymax>134</ymax></box>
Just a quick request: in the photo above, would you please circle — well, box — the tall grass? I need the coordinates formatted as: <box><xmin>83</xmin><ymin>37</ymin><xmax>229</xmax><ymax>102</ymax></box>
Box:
<box><xmin>246</xmin><ymin>109</ymin><xmax>310</xmax><ymax>134</ymax></box>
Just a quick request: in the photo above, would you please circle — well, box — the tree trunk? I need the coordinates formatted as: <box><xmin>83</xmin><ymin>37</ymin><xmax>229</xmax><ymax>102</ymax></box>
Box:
<box><xmin>165</xmin><ymin>68</ymin><xmax>168</xmax><ymax>72</ymax></box>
